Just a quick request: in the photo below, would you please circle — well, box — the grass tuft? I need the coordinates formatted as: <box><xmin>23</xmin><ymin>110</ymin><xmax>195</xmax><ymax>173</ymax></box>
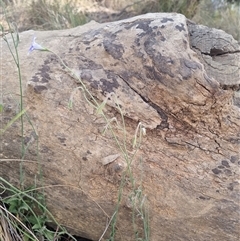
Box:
<box><xmin>193</xmin><ymin>0</ymin><xmax>240</xmax><ymax>41</ymax></box>
<box><xmin>0</xmin><ymin>179</ymin><xmax>77</xmax><ymax>241</ymax></box>
<box><xmin>28</xmin><ymin>0</ymin><xmax>87</xmax><ymax>30</ymax></box>
<box><xmin>138</xmin><ymin>0</ymin><xmax>200</xmax><ymax>19</ymax></box>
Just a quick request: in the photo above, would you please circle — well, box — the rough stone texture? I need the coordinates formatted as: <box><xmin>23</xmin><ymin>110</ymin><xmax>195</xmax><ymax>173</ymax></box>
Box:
<box><xmin>1</xmin><ymin>13</ymin><xmax>240</xmax><ymax>241</ymax></box>
<box><xmin>187</xmin><ymin>21</ymin><xmax>240</xmax><ymax>88</ymax></box>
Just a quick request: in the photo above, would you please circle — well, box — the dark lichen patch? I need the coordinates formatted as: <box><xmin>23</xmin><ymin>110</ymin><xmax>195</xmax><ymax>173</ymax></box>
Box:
<box><xmin>138</xmin><ymin>30</ymin><xmax>155</xmax><ymax>38</ymax></box>
<box><xmin>82</xmin><ymin>59</ymin><xmax>103</xmax><ymax>70</ymax></box>
<box><xmin>144</xmin><ymin>36</ymin><xmax>174</xmax><ymax>78</ymax></box>
<box><xmin>58</xmin><ymin>137</ymin><xmax>66</xmax><ymax>143</ymax></box>
<box><xmin>154</xmin><ymin>54</ymin><xmax>175</xmax><ymax>78</ymax></box>
<box><xmin>175</xmin><ymin>23</ymin><xmax>186</xmax><ymax>32</ymax></box>
<box><xmin>157</xmin><ymin>31</ymin><xmax>166</xmax><ymax>41</ymax></box>
<box><xmin>179</xmin><ymin>59</ymin><xmax>201</xmax><ymax>80</ymax></box>
<box><xmin>218</xmin><ymin>165</ymin><xmax>225</xmax><ymax>169</ymax></box>
<box><xmin>24</xmin><ymin>136</ymin><xmax>31</xmax><ymax>145</ymax></box>
<box><xmin>106</xmin><ymin>32</ymin><xmax>118</xmax><ymax>41</ymax></box>
<box><xmin>34</xmin><ymin>85</ymin><xmax>47</xmax><ymax>94</ymax></box>
<box><xmin>233</xmin><ymin>95</ymin><xmax>240</xmax><ymax>108</ymax></box>
<box><xmin>100</xmin><ymin>72</ymin><xmax>120</xmax><ymax>93</ymax></box>
<box><xmin>40</xmin><ymin>74</ymin><xmax>50</xmax><ymax>83</ymax></box>
<box><xmin>31</xmin><ymin>75</ymin><xmax>39</xmax><ymax>82</ymax></box>
<box><xmin>43</xmin><ymin>58</ymin><xmax>52</xmax><ymax>65</ymax></box>
<box><xmin>34</xmin><ymin>64</ymin><xmax>51</xmax><ymax>84</ymax></box>
<box><xmin>161</xmin><ymin>18</ymin><xmax>174</xmax><ymax>23</ymax></box>
<box><xmin>224</xmin><ymin>169</ymin><xmax>232</xmax><ymax>176</ymax></box>
<box><xmin>82</xmin><ymin>156</ymin><xmax>87</xmax><ymax>161</ymax></box>
<box><xmin>179</xmin><ymin>59</ymin><xmax>192</xmax><ymax>80</ymax></box>
<box><xmin>199</xmin><ymin>196</ymin><xmax>210</xmax><ymax>200</ymax></box>
<box><xmin>40</xmin><ymin>145</ymin><xmax>52</xmax><ymax>154</ymax></box>
<box><xmin>144</xmin><ymin>65</ymin><xmax>163</xmax><ymax>82</ymax></box>
<box><xmin>82</xmin><ymin>41</ymin><xmax>91</xmax><ymax>45</ymax></box>
<box><xmin>136</xmin><ymin>20</ymin><xmax>153</xmax><ymax>32</ymax></box>
<box><xmin>134</xmin><ymin>37</ymin><xmax>141</xmax><ymax>46</ymax></box>
<box><xmin>80</xmin><ymin>71</ymin><xmax>93</xmax><ymax>82</ymax></box>
<box><xmin>230</xmin><ymin>155</ymin><xmax>238</xmax><ymax>163</ymax></box>
<box><xmin>31</xmin><ymin>63</ymin><xmax>51</xmax><ymax>85</ymax></box>
<box><xmin>103</xmin><ymin>40</ymin><xmax>124</xmax><ymax>59</ymax></box>
<box><xmin>39</xmin><ymin>65</ymin><xmax>50</xmax><ymax>82</ymax></box>
<box><xmin>228</xmin><ymin>137</ymin><xmax>240</xmax><ymax>144</ymax></box>
<box><xmin>222</xmin><ymin>160</ymin><xmax>230</xmax><ymax>168</ymax></box>
<box><xmin>123</xmin><ymin>19</ymin><xmax>153</xmax><ymax>32</ymax></box>
<box><xmin>122</xmin><ymin>21</ymin><xmax>137</xmax><ymax>30</ymax></box>
<box><xmin>212</xmin><ymin>168</ymin><xmax>221</xmax><ymax>175</ymax></box>
<box><xmin>227</xmin><ymin>182</ymin><xmax>239</xmax><ymax>191</ymax></box>
<box><xmin>183</xmin><ymin>59</ymin><xmax>201</xmax><ymax>70</ymax></box>
<box><xmin>90</xmin><ymin>80</ymin><xmax>99</xmax><ymax>89</ymax></box>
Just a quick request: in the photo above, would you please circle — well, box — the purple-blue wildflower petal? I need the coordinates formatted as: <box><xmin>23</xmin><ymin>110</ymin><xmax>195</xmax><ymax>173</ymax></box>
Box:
<box><xmin>28</xmin><ymin>37</ymin><xmax>48</xmax><ymax>55</ymax></box>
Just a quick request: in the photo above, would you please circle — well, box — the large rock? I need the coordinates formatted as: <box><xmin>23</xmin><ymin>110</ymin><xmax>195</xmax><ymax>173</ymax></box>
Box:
<box><xmin>1</xmin><ymin>13</ymin><xmax>239</xmax><ymax>241</ymax></box>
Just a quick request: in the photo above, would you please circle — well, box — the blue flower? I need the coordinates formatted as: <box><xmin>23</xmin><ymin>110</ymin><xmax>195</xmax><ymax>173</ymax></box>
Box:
<box><xmin>28</xmin><ymin>37</ymin><xmax>48</xmax><ymax>54</ymax></box>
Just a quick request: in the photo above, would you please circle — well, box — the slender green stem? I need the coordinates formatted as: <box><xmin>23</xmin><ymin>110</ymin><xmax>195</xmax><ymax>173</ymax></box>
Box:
<box><xmin>4</xmin><ymin>20</ymin><xmax>25</xmax><ymax>186</ymax></box>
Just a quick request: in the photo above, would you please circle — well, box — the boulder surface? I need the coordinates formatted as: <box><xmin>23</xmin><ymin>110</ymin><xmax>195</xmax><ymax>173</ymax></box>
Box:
<box><xmin>1</xmin><ymin>13</ymin><xmax>240</xmax><ymax>241</ymax></box>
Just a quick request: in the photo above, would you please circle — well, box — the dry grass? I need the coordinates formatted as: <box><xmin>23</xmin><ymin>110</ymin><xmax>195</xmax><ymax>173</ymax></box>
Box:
<box><xmin>1</xmin><ymin>0</ymin><xmax>88</xmax><ymax>31</ymax></box>
<box><xmin>193</xmin><ymin>0</ymin><xmax>240</xmax><ymax>41</ymax></box>
<box><xmin>28</xmin><ymin>0</ymin><xmax>87</xmax><ymax>30</ymax></box>
<box><xmin>0</xmin><ymin>202</ymin><xmax>29</xmax><ymax>241</ymax></box>
<box><xmin>0</xmin><ymin>209</ymin><xmax>13</xmax><ymax>241</ymax></box>
<box><xmin>136</xmin><ymin>0</ymin><xmax>200</xmax><ymax>18</ymax></box>
<box><xmin>1</xmin><ymin>0</ymin><xmax>239</xmax><ymax>41</ymax></box>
